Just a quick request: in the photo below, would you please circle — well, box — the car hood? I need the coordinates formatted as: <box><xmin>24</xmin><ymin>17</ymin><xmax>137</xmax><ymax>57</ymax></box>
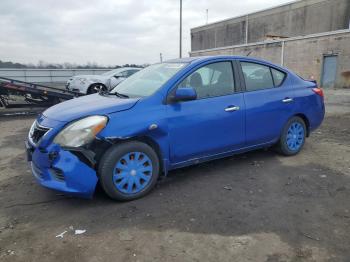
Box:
<box><xmin>43</xmin><ymin>94</ymin><xmax>139</xmax><ymax>122</ymax></box>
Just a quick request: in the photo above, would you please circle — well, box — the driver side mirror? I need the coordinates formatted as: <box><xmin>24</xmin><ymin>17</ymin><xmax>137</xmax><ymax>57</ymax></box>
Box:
<box><xmin>170</xmin><ymin>87</ymin><xmax>197</xmax><ymax>102</ymax></box>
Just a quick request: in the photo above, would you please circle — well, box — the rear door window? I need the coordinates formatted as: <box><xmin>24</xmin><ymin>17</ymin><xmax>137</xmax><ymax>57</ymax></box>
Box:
<box><xmin>241</xmin><ymin>62</ymin><xmax>274</xmax><ymax>91</ymax></box>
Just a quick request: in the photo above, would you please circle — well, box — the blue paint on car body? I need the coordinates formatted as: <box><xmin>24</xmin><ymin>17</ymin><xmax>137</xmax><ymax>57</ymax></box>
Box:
<box><xmin>30</xmin><ymin>143</ymin><xmax>97</xmax><ymax>198</ymax></box>
<box><xmin>26</xmin><ymin>56</ymin><xmax>325</xmax><ymax>199</ymax></box>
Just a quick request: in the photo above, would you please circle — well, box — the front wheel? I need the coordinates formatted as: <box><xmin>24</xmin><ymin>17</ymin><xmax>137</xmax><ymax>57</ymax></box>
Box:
<box><xmin>277</xmin><ymin>116</ymin><xmax>306</xmax><ymax>156</ymax></box>
<box><xmin>98</xmin><ymin>141</ymin><xmax>160</xmax><ymax>201</ymax></box>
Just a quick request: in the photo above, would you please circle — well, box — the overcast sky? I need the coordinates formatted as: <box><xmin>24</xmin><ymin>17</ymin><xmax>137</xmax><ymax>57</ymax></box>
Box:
<box><xmin>0</xmin><ymin>0</ymin><xmax>293</xmax><ymax>66</ymax></box>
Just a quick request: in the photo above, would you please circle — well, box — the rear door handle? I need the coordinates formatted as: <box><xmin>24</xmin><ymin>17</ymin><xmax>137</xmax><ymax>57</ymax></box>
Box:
<box><xmin>225</xmin><ymin>106</ymin><xmax>240</xmax><ymax>112</ymax></box>
<box><xmin>282</xmin><ymin>98</ymin><xmax>293</xmax><ymax>103</ymax></box>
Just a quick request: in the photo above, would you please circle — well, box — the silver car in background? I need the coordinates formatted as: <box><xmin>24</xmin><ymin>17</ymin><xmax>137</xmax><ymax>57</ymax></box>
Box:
<box><xmin>66</xmin><ymin>67</ymin><xmax>141</xmax><ymax>94</ymax></box>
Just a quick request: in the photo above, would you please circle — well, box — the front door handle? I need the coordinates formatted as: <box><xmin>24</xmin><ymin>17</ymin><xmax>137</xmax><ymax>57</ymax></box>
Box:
<box><xmin>225</xmin><ymin>106</ymin><xmax>240</xmax><ymax>112</ymax></box>
<box><xmin>282</xmin><ymin>98</ymin><xmax>293</xmax><ymax>103</ymax></box>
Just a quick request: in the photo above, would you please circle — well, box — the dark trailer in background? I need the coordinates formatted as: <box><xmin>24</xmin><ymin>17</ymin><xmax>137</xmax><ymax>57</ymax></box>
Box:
<box><xmin>0</xmin><ymin>77</ymin><xmax>81</xmax><ymax>108</ymax></box>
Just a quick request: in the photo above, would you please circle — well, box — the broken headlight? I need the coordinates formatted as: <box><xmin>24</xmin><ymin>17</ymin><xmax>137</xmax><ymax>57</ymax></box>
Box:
<box><xmin>53</xmin><ymin>116</ymin><xmax>107</xmax><ymax>147</ymax></box>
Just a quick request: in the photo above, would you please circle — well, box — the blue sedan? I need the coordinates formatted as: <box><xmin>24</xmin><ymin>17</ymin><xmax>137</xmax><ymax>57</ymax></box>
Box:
<box><xmin>26</xmin><ymin>56</ymin><xmax>325</xmax><ymax>201</ymax></box>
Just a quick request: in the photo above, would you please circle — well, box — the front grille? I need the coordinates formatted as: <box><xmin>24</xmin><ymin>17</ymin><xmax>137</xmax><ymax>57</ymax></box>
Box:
<box><xmin>50</xmin><ymin>168</ymin><xmax>65</xmax><ymax>181</ymax></box>
<box><xmin>30</xmin><ymin>122</ymin><xmax>50</xmax><ymax>144</ymax></box>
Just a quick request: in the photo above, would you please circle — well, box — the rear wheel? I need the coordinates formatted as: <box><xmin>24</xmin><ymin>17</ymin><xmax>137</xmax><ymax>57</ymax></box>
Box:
<box><xmin>277</xmin><ymin>116</ymin><xmax>306</xmax><ymax>156</ymax></box>
<box><xmin>98</xmin><ymin>141</ymin><xmax>160</xmax><ymax>201</ymax></box>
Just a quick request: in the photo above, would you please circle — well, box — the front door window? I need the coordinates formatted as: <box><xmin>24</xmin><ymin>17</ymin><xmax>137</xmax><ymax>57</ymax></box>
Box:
<box><xmin>178</xmin><ymin>62</ymin><xmax>235</xmax><ymax>99</ymax></box>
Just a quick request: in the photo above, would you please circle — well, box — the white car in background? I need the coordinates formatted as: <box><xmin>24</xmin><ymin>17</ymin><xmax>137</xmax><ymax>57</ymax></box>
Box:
<box><xmin>66</xmin><ymin>67</ymin><xmax>141</xmax><ymax>94</ymax></box>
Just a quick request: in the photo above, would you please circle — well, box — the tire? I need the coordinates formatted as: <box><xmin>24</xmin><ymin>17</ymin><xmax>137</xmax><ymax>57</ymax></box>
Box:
<box><xmin>98</xmin><ymin>141</ymin><xmax>160</xmax><ymax>201</ymax></box>
<box><xmin>277</xmin><ymin>116</ymin><xmax>306</xmax><ymax>156</ymax></box>
<box><xmin>87</xmin><ymin>84</ymin><xmax>107</xmax><ymax>94</ymax></box>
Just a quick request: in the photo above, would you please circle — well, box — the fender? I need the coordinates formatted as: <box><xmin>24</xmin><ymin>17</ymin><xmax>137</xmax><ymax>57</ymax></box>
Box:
<box><xmin>98</xmin><ymin>102</ymin><xmax>171</xmax><ymax>175</ymax></box>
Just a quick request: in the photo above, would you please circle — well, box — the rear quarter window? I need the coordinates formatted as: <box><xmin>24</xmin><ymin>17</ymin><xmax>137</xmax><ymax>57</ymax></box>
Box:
<box><xmin>271</xmin><ymin>68</ymin><xmax>286</xmax><ymax>86</ymax></box>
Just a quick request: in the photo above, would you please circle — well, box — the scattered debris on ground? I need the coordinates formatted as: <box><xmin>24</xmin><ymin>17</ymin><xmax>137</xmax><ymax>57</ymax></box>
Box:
<box><xmin>55</xmin><ymin>231</ymin><xmax>67</xmax><ymax>239</ymax></box>
<box><xmin>75</xmin><ymin>229</ymin><xmax>86</xmax><ymax>235</ymax></box>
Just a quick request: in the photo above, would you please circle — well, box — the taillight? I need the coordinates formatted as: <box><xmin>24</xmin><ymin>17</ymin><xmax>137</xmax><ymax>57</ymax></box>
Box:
<box><xmin>312</xmin><ymin>87</ymin><xmax>324</xmax><ymax>98</ymax></box>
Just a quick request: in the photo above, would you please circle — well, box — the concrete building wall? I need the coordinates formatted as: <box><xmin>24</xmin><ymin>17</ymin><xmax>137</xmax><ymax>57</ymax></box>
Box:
<box><xmin>191</xmin><ymin>0</ymin><xmax>350</xmax><ymax>51</ymax></box>
<box><xmin>190</xmin><ymin>31</ymin><xmax>350</xmax><ymax>89</ymax></box>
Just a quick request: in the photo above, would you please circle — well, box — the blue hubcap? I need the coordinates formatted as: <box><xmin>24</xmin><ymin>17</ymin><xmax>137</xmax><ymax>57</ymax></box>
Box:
<box><xmin>113</xmin><ymin>152</ymin><xmax>153</xmax><ymax>194</ymax></box>
<box><xmin>286</xmin><ymin>122</ymin><xmax>304</xmax><ymax>151</ymax></box>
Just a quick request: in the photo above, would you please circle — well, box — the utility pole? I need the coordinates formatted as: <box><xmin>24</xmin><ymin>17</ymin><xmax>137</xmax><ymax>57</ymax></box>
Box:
<box><xmin>206</xmin><ymin>9</ymin><xmax>208</xmax><ymax>24</ymax></box>
<box><xmin>179</xmin><ymin>0</ymin><xmax>182</xmax><ymax>58</ymax></box>
<box><xmin>160</xmin><ymin>53</ymin><xmax>163</xmax><ymax>63</ymax></box>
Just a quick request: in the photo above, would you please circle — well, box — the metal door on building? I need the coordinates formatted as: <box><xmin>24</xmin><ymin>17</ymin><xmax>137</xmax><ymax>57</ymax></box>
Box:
<box><xmin>321</xmin><ymin>55</ymin><xmax>338</xmax><ymax>88</ymax></box>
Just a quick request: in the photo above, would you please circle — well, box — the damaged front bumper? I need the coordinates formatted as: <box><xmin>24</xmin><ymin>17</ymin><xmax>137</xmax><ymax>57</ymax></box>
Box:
<box><xmin>26</xmin><ymin>141</ymin><xmax>98</xmax><ymax>199</ymax></box>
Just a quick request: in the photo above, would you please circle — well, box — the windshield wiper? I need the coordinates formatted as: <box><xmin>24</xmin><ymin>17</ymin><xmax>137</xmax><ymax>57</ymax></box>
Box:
<box><xmin>112</xmin><ymin>91</ymin><xmax>129</xmax><ymax>98</ymax></box>
<box><xmin>99</xmin><ymin>88</ymin><xmax>129</xmax><ymax>98</ymax></box>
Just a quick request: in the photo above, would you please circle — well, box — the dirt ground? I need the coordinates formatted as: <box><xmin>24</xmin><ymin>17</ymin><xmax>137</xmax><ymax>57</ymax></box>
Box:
<box><xmin>0</xmin><ymin>89</ymin><xmax>349</xmax><ymax>262</ymax></box>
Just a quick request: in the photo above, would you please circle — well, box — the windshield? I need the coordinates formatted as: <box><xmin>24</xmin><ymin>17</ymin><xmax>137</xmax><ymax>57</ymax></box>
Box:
<box><xmin>110</xmin><ymin>63</ymin><xmax>186</xmax><ymax>97</ymax></box>
<box><xmin>101</xmin><ymin>68</ymin><xmax>125</xmax><ymax>77</ymax></box>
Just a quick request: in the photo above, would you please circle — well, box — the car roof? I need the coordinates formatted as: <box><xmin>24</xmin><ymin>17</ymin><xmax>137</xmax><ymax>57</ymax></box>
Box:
<box><xmin>165</xmin><ymin>55</ymin><xmax>271</xmax><ymax>64</ymax></box>
<box><xmin>165</xmin><ymin>55</ymin><xmax>288</xmax><ymax>72</ymax></box>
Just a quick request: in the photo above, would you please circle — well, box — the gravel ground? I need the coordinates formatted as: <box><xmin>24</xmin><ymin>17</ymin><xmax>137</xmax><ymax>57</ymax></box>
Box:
<box><xmin>0</xmin><ymin>89</ymin><xmax>349</xmax><ymax>262</ymax></box>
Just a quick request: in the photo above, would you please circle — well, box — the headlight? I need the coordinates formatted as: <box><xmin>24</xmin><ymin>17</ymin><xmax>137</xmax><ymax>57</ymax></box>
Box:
<box><xmin>29</xmin><ymin>120</ymin><xmax>36</xmax><ymax>138</ymax></box>
<box><xmin>53</xmin><ymin>116</ymin><xmax>107</xmax><ymax>147</ymax></box>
